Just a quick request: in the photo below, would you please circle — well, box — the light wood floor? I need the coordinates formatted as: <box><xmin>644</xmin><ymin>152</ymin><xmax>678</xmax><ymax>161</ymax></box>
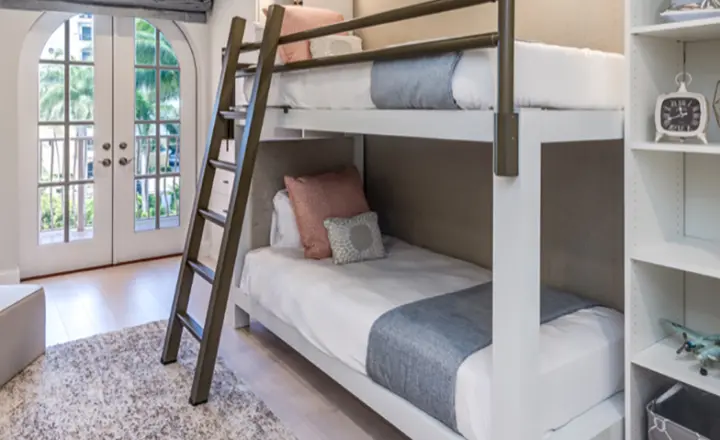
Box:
<box><xmin>31</xmin><ymin>257</ymin><xmax>407</xmax><ymax>440</ymax></box>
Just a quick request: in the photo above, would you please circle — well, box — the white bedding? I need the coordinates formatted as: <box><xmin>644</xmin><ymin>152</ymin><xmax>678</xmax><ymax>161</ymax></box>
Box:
<box><xmin>236</xmin><ymin>41</ymin><xmax>624</xmax><ymax>110</ymax></box>
<box><xmin>239</xmin><ymin>239</ymin><xmax>625</xmax><ymax>440</ymax></box>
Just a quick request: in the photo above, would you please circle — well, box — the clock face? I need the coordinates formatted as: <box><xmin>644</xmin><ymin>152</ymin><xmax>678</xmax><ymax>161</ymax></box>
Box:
<box><xmin>661</xmin><ymin>97</ymin><xmax>703</xmax><ymax>133</ymax></box>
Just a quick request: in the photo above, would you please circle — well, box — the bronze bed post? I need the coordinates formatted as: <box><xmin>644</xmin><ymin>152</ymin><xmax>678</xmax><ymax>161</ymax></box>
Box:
<box><xmin>494</xmin><ymin>0</ymin><xmax>518</xmax><ymax>177</ymax></box>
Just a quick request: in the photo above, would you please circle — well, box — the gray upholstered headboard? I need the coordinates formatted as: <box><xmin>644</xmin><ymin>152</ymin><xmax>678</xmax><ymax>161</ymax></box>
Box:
<box><xmin>365</xmin><ymin>137</ymin><xmax>624</xmax><ymax>311</ymax></box>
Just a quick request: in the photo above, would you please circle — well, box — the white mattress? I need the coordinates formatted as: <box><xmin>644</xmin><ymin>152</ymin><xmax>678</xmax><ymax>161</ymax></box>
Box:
<box><xmin>236</xmin><ymin>41</ymin><xmax>624</xmax><ymax>110</ymax></box>
<box><xmin>239</xmin><ymin>240</ymin><xmax>625</xmax><ymax>440</ymax></box>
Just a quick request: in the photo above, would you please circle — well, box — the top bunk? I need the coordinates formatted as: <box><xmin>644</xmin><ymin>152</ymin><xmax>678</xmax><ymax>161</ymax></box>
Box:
<box><xmin>222</xmin><ymin>0</ymin><xmax>625</xmax><ymax>175</ymax></box>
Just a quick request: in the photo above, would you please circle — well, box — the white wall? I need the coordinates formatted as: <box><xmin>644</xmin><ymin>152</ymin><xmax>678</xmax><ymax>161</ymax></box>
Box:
<box><xmin>0</xmin><ymin>9</ymin><xmax>44</xmax><ymax>283</ymax></box>
<box><xmin>0</xmin><ymin>8</ymin><xmax>218</xmax><ymax>282</ymax></box>
<box><xmin>208</xmin><ymin>0</ymin><xmax>257</xmax><ymax>89</ymax></box>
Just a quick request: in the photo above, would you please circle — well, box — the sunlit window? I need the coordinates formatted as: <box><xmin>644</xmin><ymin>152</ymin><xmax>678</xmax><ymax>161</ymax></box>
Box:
<box><xmin>133</xmin><ymin>19</ymin><xmax>181</xmax><ymax>232</ymax></box>
<box><xmin>38</xmin><ymin>15</ymin><xmax>95</xmax><ymax>245</ymax></box>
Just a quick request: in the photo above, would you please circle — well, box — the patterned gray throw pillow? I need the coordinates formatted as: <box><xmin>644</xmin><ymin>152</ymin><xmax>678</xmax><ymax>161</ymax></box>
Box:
<box><xmin>323</xmin><ymin>211</ymin><xmax>386</xmax><ymax>265</ymax></box>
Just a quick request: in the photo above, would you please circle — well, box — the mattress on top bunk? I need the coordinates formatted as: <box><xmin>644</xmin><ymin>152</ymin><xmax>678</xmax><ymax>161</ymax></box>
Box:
<box><xmin>236</xmin><ymin>41</ymin><xmax>624</xmax><ymax>110</ymax></box>
<box><xmin>239</xmin><ymin>239</ymin><xmax>625</xmax><ymax>440</ymax></box>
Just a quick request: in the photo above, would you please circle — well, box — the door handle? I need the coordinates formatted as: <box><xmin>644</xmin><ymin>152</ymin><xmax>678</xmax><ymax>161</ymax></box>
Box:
<box><xmin>118</xmin><ymin>157</ymin><xmax>133</xmax><ymax>166</ymax></box>
<box><xmin>97</xmin><ymin>158</ymin><xmax>111</xmax><ymax>167</ymax></box>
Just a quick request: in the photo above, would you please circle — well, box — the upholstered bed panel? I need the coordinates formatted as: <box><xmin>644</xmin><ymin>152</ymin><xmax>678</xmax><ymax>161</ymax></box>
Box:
<box><xmin>364</xmin><ymin>137</ymin><xmax>624</xmax><ymax>311</ymax></box>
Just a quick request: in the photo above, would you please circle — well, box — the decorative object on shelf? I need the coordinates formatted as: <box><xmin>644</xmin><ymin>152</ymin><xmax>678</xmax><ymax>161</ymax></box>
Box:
<box><xmin>647</xmin><ymin>383</ymin><xmax>720</xmax><ymax>440</ymax></box>
<box><xmin>661</xmin><ymin>0</ymin><xmax>720</xmax><ymax>21</ymax></box>
<box><xmin>655</xmin><ymin>73</ymin><xmax>709</xmax><ymax>144</ymax></box>
<box><xmin>663</xmin><ymin>319</ymin><xmax>720</xmax><ymax>376</ymax></box>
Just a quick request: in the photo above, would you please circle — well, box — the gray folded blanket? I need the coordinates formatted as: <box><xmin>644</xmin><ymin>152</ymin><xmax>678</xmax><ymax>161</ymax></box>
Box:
<box><xmin>370</xmin><ymin>52</ymin><xmax>462</xmax><ymax>109</ymax></box>
<box><xmin>366</xmin><ymin>282</ymin><xmax>600</xmax><ymax>432</ymax></box>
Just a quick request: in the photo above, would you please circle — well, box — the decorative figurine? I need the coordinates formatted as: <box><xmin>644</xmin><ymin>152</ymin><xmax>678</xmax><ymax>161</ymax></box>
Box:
<box><xmin>663</xmin><ymin>319</ymin><xmax>720</xmax><ymax>376</ymax></box>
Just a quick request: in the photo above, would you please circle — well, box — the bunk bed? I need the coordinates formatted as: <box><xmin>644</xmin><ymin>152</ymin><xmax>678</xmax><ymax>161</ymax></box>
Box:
<box><xmin>219</xmin><ymin>1</ymin><xmax>626</xmax><ymax>440</ymax></box>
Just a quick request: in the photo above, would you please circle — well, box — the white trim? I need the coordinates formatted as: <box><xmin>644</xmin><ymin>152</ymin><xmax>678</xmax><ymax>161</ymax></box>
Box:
<box><xmin>230</xmin><ymin>292</ymin><xmax>625</xmax><ymax>440</ymax></box>
<box><xmin>0</xmin><ymin>268</ymin><xmax>20</xmax><ymax>285</ymax></box>
<box><xmin>252</xmin><ymin>108</ymin><xmax>624</xmax><ymax>143</ymax></box>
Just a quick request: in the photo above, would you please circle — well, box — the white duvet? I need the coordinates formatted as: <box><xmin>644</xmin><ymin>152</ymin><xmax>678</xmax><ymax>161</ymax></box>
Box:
<box><xmin>239</xmin><ymin>239</ymin><xmax>625</xmax><ymax>440</ymax></box>
<box><xmin>236</xmin><ymin>41</ymin><xmax>624</xmax><ymax>110</ymax></box>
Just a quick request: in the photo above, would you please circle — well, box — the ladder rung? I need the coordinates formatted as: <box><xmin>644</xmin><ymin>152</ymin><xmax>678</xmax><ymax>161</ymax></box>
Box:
<box><xmin>220</xmin><ymin>109</ymin><xmax>247</xmax><ymax>120</ymax></box>
<box><xmin>177</xmin><ymin>311</ymin><xmax>203</xmax><ymax>342</ymax></box>
<box><xmin>198</xmin><ymin>209</ymin><xmax>227</xmax><ymax>227</ymax></box>
<box><xmin>209</xmin><ymin>159</ymin><xmax>236</xmax><ymax>172</ymax></box>
<box><xmin>187</xmin><ymin>259</ymin><xmax>215</xmax><ymax>284</ymax></box>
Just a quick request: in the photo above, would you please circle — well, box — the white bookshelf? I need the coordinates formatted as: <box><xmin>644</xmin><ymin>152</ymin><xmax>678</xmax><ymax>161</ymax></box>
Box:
<box><xmin>627</xmin><ymin>1</ymin><xmax>720</xmax><ymax>439</ymax></box>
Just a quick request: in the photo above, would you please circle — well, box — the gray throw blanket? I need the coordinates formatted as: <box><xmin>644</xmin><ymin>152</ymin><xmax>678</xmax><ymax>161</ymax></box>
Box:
<box><xmin>370</xmin><ymin>52</ymin><xmax>462</xmax><ymax>109</ymax></box>
<box><xmin>366</xmin><ymin>282</ymin><xmax>599</xmax><ymax>432</ymax></box>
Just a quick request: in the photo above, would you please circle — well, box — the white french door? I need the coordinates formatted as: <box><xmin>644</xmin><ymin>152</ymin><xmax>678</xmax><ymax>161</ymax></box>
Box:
<box><xmin>19</xmin><ymin>13</ymin><xmax>196</xmax><ymax>278</ymax></box>
<box><xmin>112</xmin><ymin>17</ymin><xmax>196</xmax><ymax>264</ymax></box>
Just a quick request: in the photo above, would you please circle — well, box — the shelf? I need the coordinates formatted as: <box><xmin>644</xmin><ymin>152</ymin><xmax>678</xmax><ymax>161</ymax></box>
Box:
<box><xmin>632</xmin><ymin>237</ymin><xmax>720</xmax><ymax>279</ymax></box>
<box><xmin>633</xmin><ymin>337</ymin><xmax>720</xmax><ymax>397</ymax></box>
<box><xmin>632</xmin><ymin>17</ymin><xmax>720</xmax><ymax>41</ymax></box>
<box><xmin>632</xmin><ymin>141</ymin><xmax>720</xmax><ymax>154</ymax></box>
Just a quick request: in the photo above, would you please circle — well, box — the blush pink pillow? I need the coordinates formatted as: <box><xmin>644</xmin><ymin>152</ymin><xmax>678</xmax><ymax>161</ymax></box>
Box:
<box><xmin>285</xmin><ymin>167</ymin><xmax>369</xmax><ymax>259</ymax></box>
<box><xmin>263</xmin><ymin>6</ymin><xmax>345</xmax><ymax>63</ymax></box>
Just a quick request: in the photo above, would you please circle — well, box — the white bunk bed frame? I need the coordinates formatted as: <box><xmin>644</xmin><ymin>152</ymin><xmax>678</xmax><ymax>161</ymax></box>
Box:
<box><xmin>229</xmin><ymin>109</ymin><xmax>625</xmax><ymax>440</ymax></box>
<box><xmin>221</xmin><ymin>2</ymin><xmax>626</xmax><ymax>440</ymax></box>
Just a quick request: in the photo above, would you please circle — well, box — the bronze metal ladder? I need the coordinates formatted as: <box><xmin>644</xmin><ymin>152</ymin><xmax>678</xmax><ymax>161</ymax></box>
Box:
<box><xmin>160</xmin><ymin>8</ymin><xmax>285</xmax><ymax>406</ymax></box>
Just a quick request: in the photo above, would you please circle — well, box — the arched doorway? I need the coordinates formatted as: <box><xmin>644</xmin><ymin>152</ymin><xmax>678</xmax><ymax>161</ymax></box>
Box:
<box><xmin>18</xmin><ymin>13</ymin><xmax>197</xmax><ymax>278</ymax></box>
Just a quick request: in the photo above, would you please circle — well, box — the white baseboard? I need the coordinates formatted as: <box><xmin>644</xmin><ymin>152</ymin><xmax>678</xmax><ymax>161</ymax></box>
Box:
<box><xmin>0</xmin><ymin>267</ymin><xmax>20</xmax><ymax>285</ymax></box>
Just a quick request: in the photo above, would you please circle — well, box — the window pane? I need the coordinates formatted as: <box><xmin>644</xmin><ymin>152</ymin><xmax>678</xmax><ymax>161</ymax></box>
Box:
<box><xmin>69</xmin><ymin>184</ymin><xmax>94</xmax><ymax>241</ymax></box>
<box><xmin>135</xmin><ymin>19</ymin><xmax>156</xmax><ymax>65</ymax></box>
<box><xmin>135</xmin><ymin>68</ymin><xmax>156</xmax><ymax>120</ymax></box>
<box><xmin>70</xmin><ymin>15</ymin><xmax>94</xmax><ymax>62</ymax></box>
<box><xmin>159</xmin><ymin>176</ymin><xmax>180</xmax><ymax>229</ymax></box>
<box><xmin>38</xmin><ymin>126</ymin><xmax>65</xmax><ymax>183</ymax></box>
<box><xmin>41</xmin><ymin>22</ymin><xmax>65</xmax><ymax>61</ymax></box>
<box><xmin>39</xmin><ymin>186</ymin><xmax>65</xmax><ymax>245</ymax></box>
<box><xmin>160</xmin><ymin>123</ymin><xmax>179</xmax><ymax>135</ymax></box>
<box><xmin>39</xmin><ymin>64</ymin><xmax>65</xmax><ymax>122</ymax></box>
<box><xmin>159</xmin><ymin>32</ymin><xmax>178</xmax><ymax>66</ymax></box>
<box><xmin>135</xmin><ymin>124</ymin><xmax>156</xmax><ymax>135</ymax></box>
<box><xmin>69</xmin><ymin>125</ymin><xmax>94</xmax><ymax>181</ymax></box>
<box><xmin>135</xmin><ymin>137</ymin><xmax>157</xmax><ymax>176</ymax></box>
<box><xmin>135</xmin><ymin>178</ymin><xmax>157</xmax><ymax>231</ymax></box>
<box><xmin>160</xmin><ymin>137</ymin><xmax>180</xmax><ymax>174</ymax></box>
<box><xmin>69</xmin><ymin>65</ymin><xmax>94</xmax><ymax>121</ymax></box>
<box><xmin>159</xmin><ymin>70</ymin><xmax>180</xmax><ymax>120</ymax></box>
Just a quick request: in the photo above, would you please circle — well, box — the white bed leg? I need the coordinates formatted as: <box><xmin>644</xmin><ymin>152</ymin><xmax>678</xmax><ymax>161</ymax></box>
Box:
<box><xmin>233</xmin><ymin>304</ymin><xmax>250</xmax><ymax>329</ymax></box>
<box><xmin>491</xmin><ymin>110</ymin><xmax>542</xmax><ymax>440</ymax></box>
<box><xmin>353</xmin><ymin>134</ymin><xmax>365</xmax><ymax>182</ymax></box>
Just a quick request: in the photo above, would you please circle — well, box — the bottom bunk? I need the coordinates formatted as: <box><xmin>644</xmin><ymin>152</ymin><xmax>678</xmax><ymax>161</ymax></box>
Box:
<box><xmin>236</xmin><ymin>238</ymin><xmax>625</xmax><ymax>440</ymax></box>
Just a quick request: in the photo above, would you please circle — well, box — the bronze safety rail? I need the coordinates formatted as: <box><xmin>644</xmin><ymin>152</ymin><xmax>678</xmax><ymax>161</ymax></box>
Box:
<box><xmin>237</xmin><ymin>0</ymin><xmax>519</xmax><ymax>177</ymax></box>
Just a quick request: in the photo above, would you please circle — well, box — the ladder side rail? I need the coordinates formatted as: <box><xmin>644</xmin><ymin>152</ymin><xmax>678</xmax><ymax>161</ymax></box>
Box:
<box><xmin>160</xmin><ymin>17</ymin><xmax>248</xmax><ymax>366</ymax></box>
<box><xmin>189</xmin><ymin>5</ymin><xmax>286</xmax><ymax>405</ymax></box>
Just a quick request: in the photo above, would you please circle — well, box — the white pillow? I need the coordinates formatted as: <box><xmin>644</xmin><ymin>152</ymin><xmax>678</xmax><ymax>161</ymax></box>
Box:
<box><xmin>269</xmin><ymin>190</ymin><xmax>302</xmax><ymax>248</ymax></box>
<box><xmin>309</xmin><ymin>35</ymin><xmax>363</xmax><ymax>59</ymax></box>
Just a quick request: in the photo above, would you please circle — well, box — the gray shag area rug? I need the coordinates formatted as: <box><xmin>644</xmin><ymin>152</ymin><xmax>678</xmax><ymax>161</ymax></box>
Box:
<box><xmin>0</xmin><ymin>321</ymin><xmax>297</xmax><ymax>440</ymax></box>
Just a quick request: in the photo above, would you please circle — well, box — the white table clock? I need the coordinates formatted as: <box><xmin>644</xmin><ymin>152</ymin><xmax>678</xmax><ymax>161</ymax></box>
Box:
<box><xmin>655</xmin><ymin>73</ymin><xmax>709</xmax><ymax>144</ymax></box>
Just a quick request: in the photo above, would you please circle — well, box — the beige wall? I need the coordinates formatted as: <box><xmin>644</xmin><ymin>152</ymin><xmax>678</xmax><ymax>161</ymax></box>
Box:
<box><xmin>354</xmin><ymin>0</ymin><xmax>624</xmax><ymax>53</ymax></box>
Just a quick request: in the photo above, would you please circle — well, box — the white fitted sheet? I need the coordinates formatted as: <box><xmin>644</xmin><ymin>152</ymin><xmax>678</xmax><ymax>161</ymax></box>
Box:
<box><xmin>236</xmin><ymin>41</ymin><xmax>624</xmax><ymax>110</ymax></box>
<box><xmin>239</xmin><ymin>240</ymin><xmax>625</xmax><ymax>440</ymax></box>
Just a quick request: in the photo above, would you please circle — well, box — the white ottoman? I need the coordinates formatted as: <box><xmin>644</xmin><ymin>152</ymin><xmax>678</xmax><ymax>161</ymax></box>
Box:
<box><xmin>0</xmin><ymin>285</ymin><xmax>45</xmax><ymax>387</ymax></box>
